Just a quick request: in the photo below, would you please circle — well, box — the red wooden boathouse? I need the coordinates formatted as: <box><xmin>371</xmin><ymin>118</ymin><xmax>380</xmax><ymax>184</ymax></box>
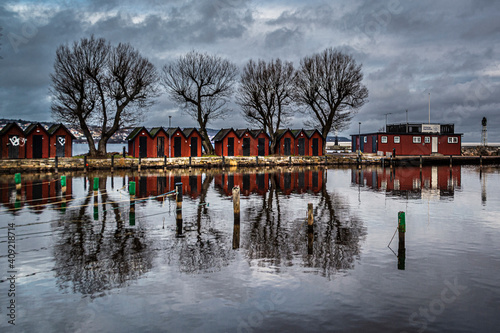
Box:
<box><xmin>0</xmin><ymin>122</ymin><xmax>26</xmax><ymax>159</ymax></box>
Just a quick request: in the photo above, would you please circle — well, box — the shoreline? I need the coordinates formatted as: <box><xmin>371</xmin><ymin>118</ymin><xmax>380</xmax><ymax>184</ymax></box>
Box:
<box><xmin>0</xmin><ymin>154</ymin><xmax>499</xmax><ymax>174</ymax></box>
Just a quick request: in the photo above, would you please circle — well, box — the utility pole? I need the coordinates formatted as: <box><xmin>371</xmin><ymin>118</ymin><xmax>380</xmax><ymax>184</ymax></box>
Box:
<box><xmin>384</xmin><ymin>113</ymin><xmax>392</xmax><ymax>132</ymax></box>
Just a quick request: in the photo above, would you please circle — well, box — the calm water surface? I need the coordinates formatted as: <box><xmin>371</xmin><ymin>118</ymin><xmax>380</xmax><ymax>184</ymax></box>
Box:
<box><xmin>0</xmin><ymin>166</ymin><xmax>499</xmax><ymax>332</ymax></box>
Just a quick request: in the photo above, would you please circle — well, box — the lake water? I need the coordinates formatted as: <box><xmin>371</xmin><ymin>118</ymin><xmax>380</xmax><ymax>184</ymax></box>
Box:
<box><xmin>0</xmin><ymin>166</ymin><xmax>499</xmax><ymax>332</ymax></box>
<box><xmin>72</xmin><ymin>143</ymin><xmax>127</xmax><ymax>156</ymax></box>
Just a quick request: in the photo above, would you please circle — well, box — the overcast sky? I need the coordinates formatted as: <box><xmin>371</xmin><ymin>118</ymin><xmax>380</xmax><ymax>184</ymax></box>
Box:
<box><xmin>1</xmin><ymin>0</ymin><xmax>499</xmax><ymax>141</ymax></box>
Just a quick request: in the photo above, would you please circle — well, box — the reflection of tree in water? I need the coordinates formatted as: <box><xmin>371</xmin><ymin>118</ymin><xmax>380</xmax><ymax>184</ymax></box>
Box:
<box><xmin>164</xmin><ymin>174</ymin><xmax>235</xmax><ymax>274</ymax></box>
<box><xmin>52</xmin><ymin>176</ymin><xmax>154</xmax><ymax>295</ymax></box>
<box><xmin>244</xmin><ymin>170</ymin><xmax>366</xmax><ymax>279</ymax></box>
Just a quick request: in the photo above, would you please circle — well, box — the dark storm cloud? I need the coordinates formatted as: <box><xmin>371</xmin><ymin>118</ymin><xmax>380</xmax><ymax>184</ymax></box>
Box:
<box><xmin>1</xmin><ymin>0</ymin><xmax>499</xmax><ymax>141</ymax></box>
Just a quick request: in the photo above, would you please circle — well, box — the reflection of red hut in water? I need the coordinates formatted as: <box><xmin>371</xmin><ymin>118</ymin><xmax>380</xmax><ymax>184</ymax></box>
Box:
<box><xmin>0</xmin><ymin>122</ymin><xmax>26</xmax><ymax>159</ymax></box>
<box><xmin>129</xmin><ymin>174</ymin><xmax>203</xmax><ymax>200</ymax></box>
<box><xmin>274</xmin><ymin>170</ymin><xmax>324</xmax><ymax>195</ymax></box>
<box><xmin>352</xmin><ymin>166</ymin><xmax>461</xmax><ymax>198</ymax></box>
<box><xmin>215</xmin><ymin>173</ymin><xmax>270</xmax><ymax>196</ymax></box>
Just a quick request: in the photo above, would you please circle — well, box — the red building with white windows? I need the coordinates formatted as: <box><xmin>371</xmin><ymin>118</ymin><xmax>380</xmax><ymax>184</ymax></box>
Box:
<box><xmin>351</xmin><ymin>123</ymin><xmax>462</xmax><ymax>156</ymax></box>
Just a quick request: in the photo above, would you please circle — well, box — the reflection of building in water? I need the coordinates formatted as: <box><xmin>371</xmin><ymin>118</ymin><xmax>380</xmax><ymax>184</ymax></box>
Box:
<box><xmin>129</xmin><ymin>174</ymin><xmax>202</xmax><ymax>199</ymax></box>
<box><xmin>0</xmin><ymin>177</ymin><xmax>73</xmax><ymax>214</ymax></box>
<box><xmin>214</xmin><ymin>173</ymin><xmax>270</xmax><ymax>196</ymax></box>
<box><xmin>351</xmin><ymin>166</ymin><xmax>461</xmax><ymax>199</ymax></box>
<box><xmin>214</xmin><ymin>170</ymin><xmax>324</xmax><ymax>196</ymax></box>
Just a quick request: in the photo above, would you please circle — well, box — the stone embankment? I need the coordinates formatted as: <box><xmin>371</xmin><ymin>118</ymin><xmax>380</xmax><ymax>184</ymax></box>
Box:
<box><xmin>0</xmin><ymin>155</ymin><xmax>356</xmax><ymax>174</ymax></box>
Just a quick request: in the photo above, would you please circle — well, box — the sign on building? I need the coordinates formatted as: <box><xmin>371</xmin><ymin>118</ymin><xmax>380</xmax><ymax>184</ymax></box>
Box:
<box><xmin>421</xmin><ymin>124</ymin><xmax>440</xmax><ymax>133</ymax></box>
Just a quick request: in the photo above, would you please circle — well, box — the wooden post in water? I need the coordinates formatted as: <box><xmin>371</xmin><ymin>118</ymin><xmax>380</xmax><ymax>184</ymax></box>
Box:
<box><xmin>60</xmin><ymin>175</ymin><xmax>67</xmax><ymax>194</ymax></box>
<box><xmin>93</xmin><ymin>177</ymin><xmax>99</xmax><ymax>221</ymax></box>
<box><xmin>129</xmin><ymin>181</ymin><xmax>136</xmax><ymax>226</ymax></box>
<box><xmin>256</xmin><ymin>156</ymin><xmax>258</xmax><ymax>165</ymax></box>
<box><xmin>420</xmin><ymin>155</ymin><xmax>423</xmax><ymax>169</ymax></box>
<box><xmin>175</xmin><ymin>182</ymin><xmax>183</xmax><ymax>237</ymax></box>
<box><xmin>138</xmin><ymin>156</ymin><xmax>142</xmax><ymax>173</ymax></box>
<box><xmin>449</xmin><ymin>155</ymin><xmax>452</xmax><ymax>168</ymax></box>
<box><xmin>307</xmin><ymin>203</ymin><xmax>314</xmax><ymax>231</ymax></box>
<box><xmin>480</xmin><ymin>155</ymin><xmax>483</xmax><ymax>168</ymax></box>
<box><xmin>123</xmin><ymin>146</ymin><xmax>126</xmax><ymax>158</ymax></box>
<box><xmin>163</xmin><ymin>155</ymin><xmax>167</xmax><ymax>172</ymax></box>
<box><xmin>55</xmin><ymin>156</ymin><xmax>59</xmax><ymax>174</ymax></box>
<box><xmin>232</xmin><ymin>186</ymin><xmax>240</xmax><ymax>249</ymax></box>
<box><xmin>398</xmin><ymin>211</ymin><xmax>406</xmax><ymax>270</ymax></box>
<box><xmin>233</xmin><ymin>186</ymin><xmax>240</xmax><ymax>225</ymax></box>
<box><xmin>84</xmin><ymin>156</ymin><xmax>88</xmax><ymax>173</ymax></box>
<box><xmin>15</xmin><ymin>173</ymin><xmax>21</xmax><ymax>191</ymax></box>
<box><xmin>111</xmin><ymin>154</ymin><xmax>115</xmax><ymax>173</ymax></box>
<box><xmin>289</xmin><ymin>156</ymin><xmax>292</xmax><ymax>167</ymax></box>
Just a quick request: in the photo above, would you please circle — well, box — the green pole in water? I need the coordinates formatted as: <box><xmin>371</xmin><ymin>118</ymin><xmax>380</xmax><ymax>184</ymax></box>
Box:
<box><xmin>15</xmin><ymin>173</ymin><xmax>21</xmax><ymax>191</ymax></box>
<box><xmin>129</xmin><ymin>181</ymin><xmax>136</xmax><ymax>226</ymax></box>
<box><xmin>60</xmin><ymin>175</ymin><xmax>66</xmax><ymax>187</ymax></box>
<box><xmin>129</xmin><ymin>181</ymin><xmax>136</xmax><ymax>196</ymax></box>
<box><xmin>398</xmin><ymin>211</ymin><xmax>406</xmax><ymax>270</ymax></box>
<box><xmin>93</xmin><ymin>177</ymin><xmax>99</xmax><ymax>191</ymax></box>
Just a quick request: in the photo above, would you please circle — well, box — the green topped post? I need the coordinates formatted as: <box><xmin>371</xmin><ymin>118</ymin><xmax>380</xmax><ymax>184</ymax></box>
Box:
<box><xmin>398</xmin><ymin>211</ymin><xmax>406</xmax><ymax>270</ymax></box>
<box><xmin>60</xmin><ymin>175</ymin><xmax>66</xmax><ymax>187</ymax></box>
<box><xmin>398</xmin><ymin>211</ymin><xmax>406</xmax><ymax>233</ymax></box>
<box><xmin>15</xmin><ymin>173</ymin><xmax>21</xmax><ymax>191</ymax></box>
<box><xmin>93</xmin><ymin>177</ymin><xmax>99</xmax><ymax>191</ymax></box>
<box><xmin>129</xmin><ymin>181</ymin><xmax>136</xmax><ymax>196</ymax></box>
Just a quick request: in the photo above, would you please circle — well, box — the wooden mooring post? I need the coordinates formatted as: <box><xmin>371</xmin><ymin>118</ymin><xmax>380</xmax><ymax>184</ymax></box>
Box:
<box><xmin>307</xmin><ymin>202</ymin><xmax>314</xmax><ymax>254</ymax></box>
<box><xmin>398</xmin><ymin>211</ymin><xmax>406</xmax><ymax>270</ymax></box>
<box><xmin>111</xmin><ymin>154</ymin><xmax>115</xmax><ymax>173</ymax></box>
<box><xmin>84</xmin><ymin>155</ymin><xmax>88</xmax><ymax>173</ymax></box>
<box><xmin>232</xmin><ymin>186</ymin><xmax>240</xmax><ymax>249</ymax></box>
<box><xmin>138</xmin><ymin>156</ymin><xmax>142</xmax><ymax>172</ymax></box>
<box><xmin>55</xmin><ymin>156</ymin><xmax>59</xmax><ymax>174</ymax></box>
<box><xmin>176</xmin><ymin>182</ymin><xmax>183</xmax><ymax>237</ymax></box>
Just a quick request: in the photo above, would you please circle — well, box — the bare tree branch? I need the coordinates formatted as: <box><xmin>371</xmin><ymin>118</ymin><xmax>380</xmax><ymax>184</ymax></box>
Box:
<box><xmin>237</xmin><ymin>58</ymin><xmax>295</xmax><ymax>153</ymax></box>
<box><xmin>161</xmin><ymin>51</ymin><xmax>238</xmax><ymax>155</ymax></box>
<box><xmin>295</xmin><ymin>48</ymin><xmax>368</xmax><ymax>153</ymax></box>
<box><xmin>50</xmin><ymin>35</ymin><xmax>159</xmax><ymax>157</ymax></box>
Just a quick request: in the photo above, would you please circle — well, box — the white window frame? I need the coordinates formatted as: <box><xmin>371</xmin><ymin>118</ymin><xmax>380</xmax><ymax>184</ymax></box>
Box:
<box><xmin>363</xmin><ymin>136</ymin><xmax>367</xmax><ymax>143</ymax></box>
<box><xmin>394</xmin><ymin>136</ymin><xmax>400</xmax><ymax>144</ymax></box>
<box><xmin>381</xmin><ymin>136</ymin><xmax>388</xmax><ymax>143</ymax></box>
<box><xmin>448</xmin><ymin>137</ymin><xmax>458</xmax><ymax>144</ymax></box>
<box><xmin>424</xmin><ymin>137</ymin><xmax>430</xmax><ymax>144</ymax></box>
<box><xmin>413</xmin><ymin>136</ymin><xmax>421</xmax><ymax>143</ymax></box>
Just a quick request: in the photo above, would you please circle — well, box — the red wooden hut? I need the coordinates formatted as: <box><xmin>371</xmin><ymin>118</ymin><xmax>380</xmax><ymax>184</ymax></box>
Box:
<box><xmin>47</xmin><ymin>124</ymin><xmax>75</xmax><ymax>157</ymax></box>
<box><xmin>304</xmin><ymin>129</ymin><xmax>324</xmax><ymax>156</ymax></box>
<box><xmin>150</xmin><ymin>127</ymin><xmax>169</xmax><ymax>157</ymax></box>
<box><xmin>126</xmin><ymin>127</ymin><xmax>154</xmax><ymax>158</ymax></box>
<box><xmin>182</xmin><ymin>128</ymin><xmax>203</xmax><ymax>157</ymax></box>
<box><xmin>0</xmin><ymin>122</ymin><xmax>26</xmax><ymax>159</ymax></box>
<box><xmin>274</xmin><ymin>129</ymin><xmax>295</xmax><ymax>156</ymax></box>
<box><xmin>166</xmin><ymin>127</ymin><xmax>189</xmax><ymax>157</ymax></box>
<box><xmin>214</xmin><ymin>128</ymin><xmax>241</xmax><ymax>156</ymax></box>
<box><xmin>249</xmin><ymin>129</ymin><xmax>270</xmax><ymax>156</ymax></box>
<box><xmin>24</xmin><ymin>123</ymin><xmax>50</xmax><ymax>159</ymax></box>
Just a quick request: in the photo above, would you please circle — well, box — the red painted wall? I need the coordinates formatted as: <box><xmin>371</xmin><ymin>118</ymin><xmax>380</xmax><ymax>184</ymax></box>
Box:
<box><xmin>275</xmin><ymin>131</ymin><xmax>295</xmax><ymax>155</ymax></box>
<box><xmin>0</xmin><ymin>126</ymin><xmax>26</xmax><ymax>159</ymax></box>
<box><xmin>307</xmin><ymin>132</ymin><xmax>324</xmax><ymax>156</ymax></box>
<box><xmin>215</xmin><ymin>131</ymin><xmax>243</xmax><ymax>156</ymax></box>
<box><xmin>355</xmin><ymin>134</ymin><xmax>462</xmax><ymax>156</ymax></box>
<box><xmin>152</xmin><ymin>130</ymin><xmax>169</xmax><ymax>157</ymax></box>
<box><xmin>250</xmin><ymin>132</ymin><xmax>269</xmax><ymax>156</ymax></box>
<box><xmin>49</xmin><ymin>127</ymin><xmax>73</xmax><ymax>157</ymax></box>
<box><xmin>25</xmin><ymin>125</ymin><xmax>50</xmax><ymax>159</ymax></box>
<box><xmin>129</xmin><ymin>130</ymin><xmax>154</xmax><ymax>158</ymax></box>
<box><xmin>186</xmin><ymin>131</ymin><xmax>203</xmax><ymax>157</ymax></box>
<box><xmin>294</xmin><ymin>130</ymin><xmax>309</xmax><ymax>156</ymax></box>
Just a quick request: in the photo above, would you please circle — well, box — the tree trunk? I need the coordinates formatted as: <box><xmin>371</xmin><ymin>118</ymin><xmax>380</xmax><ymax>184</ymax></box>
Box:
<box><xmin>199</xmin><ymin>127</ymin><xmax>214</xmax><ymax>155</ymax></box>
<box><xmin>97</xmin><ymin>135</ymin><xmax>109</xmax><ymax>157</ymax></box>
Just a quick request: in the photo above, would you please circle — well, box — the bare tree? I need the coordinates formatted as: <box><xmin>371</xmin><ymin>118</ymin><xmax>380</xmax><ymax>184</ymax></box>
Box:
<box><xmin>295</xmin><ymin>48</ymin><xmax>368</xmax><ymax>152</ymax></box>
<box><xmin>50</xmin><ymin>36</ymin><xmax>159</xmax><ymax>157</ymax></box>
<box><xmin>237</xmin><ymin>58</ymin><xmax>295</xmax><ymax>154</ymax></box>
<box><xmin>161</xmin><ymin>51</ymin><xmax>238</xmax><ymax>155</ymax></box>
